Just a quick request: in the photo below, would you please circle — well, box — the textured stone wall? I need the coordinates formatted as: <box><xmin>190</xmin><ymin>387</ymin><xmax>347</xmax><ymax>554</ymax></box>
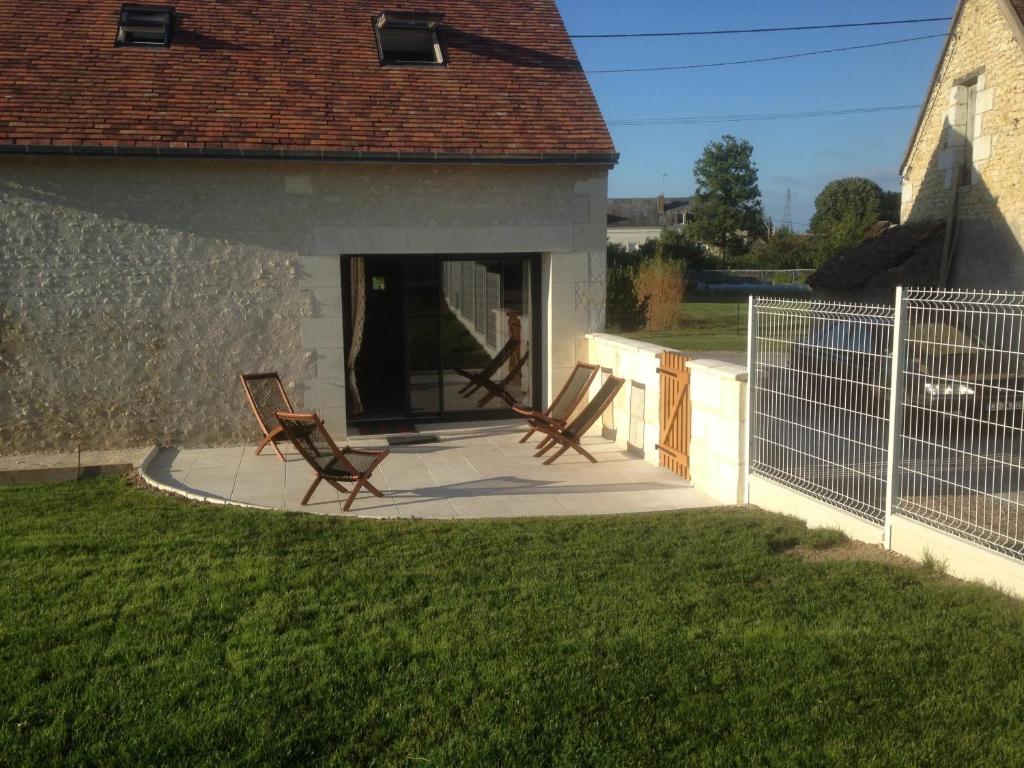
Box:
<box><xmin>901</xmin><ymin>0</ymin><xmax>1024</xmax><ymax>287</ymax></box>
<box><xmin>0</xmin><ymin>157</ymin><xmax>608</xmax><ymax>452</ymax></box>
<box><xmin>0</xmin><ymin>159</ymin><xmax>316</xmax><ymax>452</ymax></box>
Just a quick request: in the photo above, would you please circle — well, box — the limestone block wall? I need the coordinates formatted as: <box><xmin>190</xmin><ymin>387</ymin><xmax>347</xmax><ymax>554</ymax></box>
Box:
<box><xmin>0</xmin><ymin>157</ymin><xmax>609</xmax><ymax>452</ymax></box>
<box><xmin>901</xmin><ymin>0</ymin><xmax>1024</xmax><ymax>287</ymax></box>
<box><xmin>584</xmin><ymin>333</ymin><xmax>664</xmax><ymax>465</ymax></box>
<box><xmin>687</xmin><ymin>360</ymin><xmax>748</xmax><ymax>505</ymax></box>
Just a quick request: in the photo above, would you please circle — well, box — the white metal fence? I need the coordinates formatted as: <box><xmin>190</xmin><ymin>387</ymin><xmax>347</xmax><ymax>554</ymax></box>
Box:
<box><xmin>749</xmin><ymin>288</ymin><xmax>1024</xmax><ymax>559</ymax></box>
<box><xmin>894</xmin><ymin>288</ymin><xmax>1024</xmax><ymax>558</ymax></box>
<box><xmin>750</xmin><ymin>298</ymin><xmax>894</xmax><ymax>523</ymax></box>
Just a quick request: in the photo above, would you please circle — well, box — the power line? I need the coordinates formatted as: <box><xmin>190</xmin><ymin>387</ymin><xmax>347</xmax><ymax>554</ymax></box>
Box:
<box><xmin>607</xmin><ymin>104</ymin><xmax>921</xmax><ymax>127</ymax></box>
<box><xmin>588</xmin><ymin>33</ymin><xmax>946</xmax><ymax>74</ymax></box>
<box><xmin>571</xmin><ymin>16</ymin><xmax>952</xmax><ymax>39</ymax></box>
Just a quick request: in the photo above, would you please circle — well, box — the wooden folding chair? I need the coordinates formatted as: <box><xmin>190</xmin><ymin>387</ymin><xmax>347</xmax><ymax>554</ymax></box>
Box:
<box><xmin>453</xmin><ymin>338</ymin><xmax>519</xmax><ymax>397</ymax></box>
<box><xmin>275</xmin><ymin>412</ymin><xmax>390</xmax><ymax>512</ymax></box>
<box><xmin>240</xmin><ymin>372</ymin><xmax>296</xmax><ymax>462</ymax></box>
<box><xmin>475</xmin><ymin>350</ymin><xmax>531</xmax><ymax>407</ymax></box>
<box><xmin>513</xmin><ymin>362</ymin><xmax>600</xmax><ymax>443</ymax></box>
<box><xmin>530</xmin><ymin>375</ymin><xmax>625</xmax><ymax>465</ymax></box>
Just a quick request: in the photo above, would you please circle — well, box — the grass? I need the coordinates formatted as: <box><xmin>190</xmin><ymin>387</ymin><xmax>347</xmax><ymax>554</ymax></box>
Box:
<box><xmin>617</xmin><ymin>294</ymin><xmax>748</xmax><ymax>352</ymax></box>
<box><xmin>4</xmin><ymin>478</ymin><xmax>1024</xmax><ymax>766</ymax></box>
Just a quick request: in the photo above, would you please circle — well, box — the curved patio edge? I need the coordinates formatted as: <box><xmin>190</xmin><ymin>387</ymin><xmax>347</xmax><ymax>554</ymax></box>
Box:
<box><xmin>138</xmin><ymin>447</ymin><xmax>273</xmax><ymax>512</ymax></box>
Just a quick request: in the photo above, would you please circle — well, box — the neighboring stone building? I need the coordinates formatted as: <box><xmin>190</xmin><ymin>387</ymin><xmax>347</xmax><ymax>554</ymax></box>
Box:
<box><xmin>607</xmin><ymin>195</ymin><xmax>692</xmax><ymax>251</ymax></box>
<box><xmin>0</xmin><ymin>1</ymin><xmax>617</xmax><ymax>452</ymax></box>
<box><xmin>811</xmin><ymin>0</ymin><xmax>1024</xmax><ymax>300</ymax></box>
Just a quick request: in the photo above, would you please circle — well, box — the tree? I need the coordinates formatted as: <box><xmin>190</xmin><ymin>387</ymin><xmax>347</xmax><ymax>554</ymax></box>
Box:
<box><xmin>809</xmin><ymin>177</ymin><xmax>899</xmax><ymax>235</ymax></box>
<box><xmin>688</xmin><ymin>135</ymin><xmax>766</xmax><ymax>258</ymax></box>
<box><xmin>749</xmin><ymin>229</ymin><xmax>815</xmax><ymax>269</ymax></box>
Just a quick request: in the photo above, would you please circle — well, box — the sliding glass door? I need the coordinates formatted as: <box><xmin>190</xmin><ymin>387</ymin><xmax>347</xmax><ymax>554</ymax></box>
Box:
<box><xmin>344</xmin><ymin>254</ymin><xmax>540</xmax><ymax>423</ymax></box>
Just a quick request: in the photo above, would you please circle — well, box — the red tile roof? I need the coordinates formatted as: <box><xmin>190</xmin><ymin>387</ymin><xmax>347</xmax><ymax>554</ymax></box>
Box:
<box><xmin>0</xmin><ymin>1</ymin><xmax>617</xmax><ymax>164</ymax></box>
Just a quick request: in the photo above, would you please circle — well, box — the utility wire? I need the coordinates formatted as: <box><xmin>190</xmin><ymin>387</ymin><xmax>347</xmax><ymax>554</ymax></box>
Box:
<box><xmin>608</xmin><ymin>104</ymin><xmax>922</xmax><ymax>127</ymax></box>
<box><xmin>588</xmin><ymin>33</ymin><xmax>947</xmax><ymax>74</ymax></box>
<box><xmin>570</xmin><ymin>16</ymin><xmax>951</xmax><ymax>39</ymax></box>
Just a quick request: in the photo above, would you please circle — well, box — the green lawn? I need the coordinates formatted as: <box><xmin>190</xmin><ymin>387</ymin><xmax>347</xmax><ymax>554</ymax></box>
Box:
<box><xmin>4</xmin><ymin>478</ymin><xmax>1024</xmax><ymax>766</ymax></box>
<box><xmin>619</xmin><ymin>295</ymin><xmax>748</xmax><ymax>352</ymax></box>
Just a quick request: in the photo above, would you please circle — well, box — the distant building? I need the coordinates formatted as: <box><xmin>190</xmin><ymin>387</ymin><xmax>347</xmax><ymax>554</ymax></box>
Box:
<box><xmin>607</xmin><ymin>195</ymin><xmax>691</xmax><ymax>250</ymax></box>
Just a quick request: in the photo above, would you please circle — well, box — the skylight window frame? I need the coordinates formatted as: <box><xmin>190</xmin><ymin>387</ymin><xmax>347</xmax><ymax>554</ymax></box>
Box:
<box><xmin>115</xmin><ymin>4</ymin><xmax>175</xmax><ymax>48</ymax></box>
<box><xmin>373</xmin><ymin>12</ymin><xmax>446</xmax><ymax>67</ymax></box>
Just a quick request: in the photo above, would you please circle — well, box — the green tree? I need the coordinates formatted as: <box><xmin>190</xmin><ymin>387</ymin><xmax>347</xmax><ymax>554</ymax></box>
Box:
<box><xmin>605</xmin><ymin>243</ymin><xmax>648</xmax><ymax>331</ymax></box>
<box><xmin>688</xmin><ymin>135</ymin><xmax>766</xmax><ymax>258</ymax></box>
<box><xmin>808</xmin><ymin>178</ymin><xmax>903</xmax><ymax>265</ymax></box>
<box><xmin>749</xmin><ymin>228</ymin><xmax>815</xmax><ymax>269</ymax></box>
<box><xmin>880</xmin><ymin>189</ymin><xmax>901</xmax><ymax>223</ymax></box>
<box><xmin>809</xmin><ymin>177</ymin><xmax>898</xmax><ymax>235</ymax></box>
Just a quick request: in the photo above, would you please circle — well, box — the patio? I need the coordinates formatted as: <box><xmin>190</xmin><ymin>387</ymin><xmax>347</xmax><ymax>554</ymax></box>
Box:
<box><xmin>141</xmin><ymin>421</ymin><xmax>715</xmax><ymax>518</ymax></box>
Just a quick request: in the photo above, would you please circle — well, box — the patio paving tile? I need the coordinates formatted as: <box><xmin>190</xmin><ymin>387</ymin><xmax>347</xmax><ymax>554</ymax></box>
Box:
<box><xmin>190</xmin><ymin>446</ymin><xmax>245</xmax><ymax>470</ymax></box>
<box><xmin>142</xmin><ymin>420</ymin><xmax>717</xmax><ymax>519</ymax></box>
<box><xmin>149</xmin><ymin>448</ymin><xmax>200</xmax><ymax>474</ymax></box>
<box><xmin>182</xmin><ymin>468</ymin><xmax>237</xmax><ymax>501</ymax></box>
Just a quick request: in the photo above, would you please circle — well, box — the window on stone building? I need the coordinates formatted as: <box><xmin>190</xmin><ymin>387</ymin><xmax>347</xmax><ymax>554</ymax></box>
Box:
<box><xmin>959</xmin><ymin>78</ymin><xmax>979</xmax><ymax>187</ymax></box>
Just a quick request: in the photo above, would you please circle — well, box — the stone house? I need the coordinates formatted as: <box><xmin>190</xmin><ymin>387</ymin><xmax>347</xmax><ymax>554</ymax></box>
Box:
<box><xmin>0</xmin><ymin>1</ymin><xmax>617</xmax><ymax>452</ymax></box>
<box><xmin>810</xmin><ymin>0</ymin><xmax>1024</xmax><ymax>301</ymax></box>
<box><xmin>606</xmin><ymin>195</ymin><xmax>692</xmax><ymax>251</ymax></box>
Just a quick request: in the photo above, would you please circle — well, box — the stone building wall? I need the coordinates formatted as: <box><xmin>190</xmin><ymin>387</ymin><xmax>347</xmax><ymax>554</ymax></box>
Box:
<box><xmin>0</xmin><ymin>157</ymin><xmax>608</xmax><ymax>453</ymax></box>
<box><xmin>900</xmin><ymin>0</ymin><xmax>1024</xmax><ymax>288</ymax></box>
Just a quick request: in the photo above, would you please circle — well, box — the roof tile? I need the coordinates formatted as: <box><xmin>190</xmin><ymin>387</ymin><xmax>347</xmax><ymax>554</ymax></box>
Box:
<box><xmin>0</xmin><ymin>0</ymin><xmax>616</xmax><ymax>162</ymax></box>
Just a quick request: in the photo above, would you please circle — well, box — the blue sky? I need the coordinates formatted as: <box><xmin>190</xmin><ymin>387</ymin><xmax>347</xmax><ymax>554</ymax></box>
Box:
<box><xmin>556</xmin><ymin>0</ymin><xmax>957</xmax><ymax>231</ymax></box>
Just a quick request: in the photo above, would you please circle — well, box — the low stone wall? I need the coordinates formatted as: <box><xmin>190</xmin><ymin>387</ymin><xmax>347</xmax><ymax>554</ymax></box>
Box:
<box><xmin>584</xmin><ymin>333</ymin><xmax>664</xmax><ymax>466</ymax></box>
<box><xmin>747</xmin><ymin>475</ymin><xmax>885</xmax><ymax>545</ymax></box>
<box><xmin>687</xmin><ymin>359</ymin><xmax>748</xmax><ymax>505</ymax></box>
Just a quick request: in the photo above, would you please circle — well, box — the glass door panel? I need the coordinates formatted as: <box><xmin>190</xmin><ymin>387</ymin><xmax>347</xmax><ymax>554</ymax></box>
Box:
<box><xmin>406</xmin><ymin>257</ymin><xmax>441</xmax><ymax>415</ymax></box>
<box><xmin>439</xmin><ymin>257</ymin><xmax>533</xmax><ymax>413</ymax></box>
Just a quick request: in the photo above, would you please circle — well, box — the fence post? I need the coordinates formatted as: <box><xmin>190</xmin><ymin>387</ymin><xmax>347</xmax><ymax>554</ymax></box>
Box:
<box><xmin>884</xmin><ymin>287</ymin><xmax>909</xmax><ymax>549</ymax></box>
<box><xmin>745</xmin><ymin>294</ymin><xmax>757</xmax><ymax>505</ymax></box>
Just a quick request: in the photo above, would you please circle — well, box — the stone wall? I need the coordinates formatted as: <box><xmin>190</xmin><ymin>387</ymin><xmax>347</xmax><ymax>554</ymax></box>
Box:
<box><xmin>687</xmin><ymin>360</ymin><xmax>748</xmax><ymax>505</ymax></box>
<box><xmin>584</xmin><ymin>333</ymin><xmax>666</xmax><ymax>466</ymax></box>
<box><xmin>0</xmin><ymin>157</ymin><xmax>608</xmax><ymax>453</ymax></box>
<box><xmin>901</xmin><ymin>0</ymin><xmax>1024</xmax><ymax>287</ymax></box>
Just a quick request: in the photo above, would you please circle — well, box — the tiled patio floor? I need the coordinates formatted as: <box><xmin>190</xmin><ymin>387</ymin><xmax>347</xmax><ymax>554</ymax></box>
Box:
<box><xmin>142</xmin><ymin>421</ymin><xmax>717</xmax><ymax>519</ymax></box>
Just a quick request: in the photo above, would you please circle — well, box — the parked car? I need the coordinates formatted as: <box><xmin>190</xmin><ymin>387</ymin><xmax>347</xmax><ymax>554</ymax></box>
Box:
<box><xmin>779</xmin><ymin>318</ymin><xmax>1023</xmax><ymax>423</ymax></box>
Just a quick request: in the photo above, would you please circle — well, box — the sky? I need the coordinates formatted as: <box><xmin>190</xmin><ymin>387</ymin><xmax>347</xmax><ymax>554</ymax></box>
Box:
<box><xmin>556</xmin><ymin>0</ymin><xmax>958</xmax><ymax>231</ymax></box>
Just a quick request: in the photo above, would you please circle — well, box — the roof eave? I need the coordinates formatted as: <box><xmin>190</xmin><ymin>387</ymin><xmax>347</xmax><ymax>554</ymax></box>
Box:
<box><xmin>0</xmin><ymin>143</ymin><xmax>620</xmax><ymax>168</ymax></box>
<box><xmin>900</xmin><ymin>2</ymin><xmax>965</xmax><ymax>176</ymax></box>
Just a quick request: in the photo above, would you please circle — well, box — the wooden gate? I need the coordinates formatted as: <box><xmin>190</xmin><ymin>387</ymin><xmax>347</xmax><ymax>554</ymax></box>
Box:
<box><xmin>656</xmin><ymin>351</ymin><xmax>691</xmax><ymax>479</ymax></box>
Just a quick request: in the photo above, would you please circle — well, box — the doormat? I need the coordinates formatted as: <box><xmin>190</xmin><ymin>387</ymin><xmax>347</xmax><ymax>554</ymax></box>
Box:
<box><xmin>355</xmin><ymin>421</ymin><xmax>418</xmax><ymax>436</ymax></box>
<box><xmin>386</xmin><ymin>434</ymin><xmax>441</xmax><ymax>447</ymax></box>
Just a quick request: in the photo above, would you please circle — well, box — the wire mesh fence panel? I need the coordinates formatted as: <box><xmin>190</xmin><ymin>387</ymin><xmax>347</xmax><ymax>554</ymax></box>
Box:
<box><xmin>894</xmin><ymin>288</ymin><xmax>1024</xmax><ymax>559</ymax></box>
<box><xmin>750</xmin><ymin>298</ymin><xmax>895</xmax><ymax>523</ymax></box>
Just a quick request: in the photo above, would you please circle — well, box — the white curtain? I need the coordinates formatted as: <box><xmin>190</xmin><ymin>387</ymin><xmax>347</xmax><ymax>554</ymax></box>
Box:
<box><xmin>347</xmin><ymin>257</ymin><xmax>366</xmax><ymax>415</ymax></box>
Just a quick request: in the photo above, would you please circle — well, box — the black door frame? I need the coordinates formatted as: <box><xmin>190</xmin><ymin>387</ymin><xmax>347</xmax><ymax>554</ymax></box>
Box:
<box><xmin>343</xmin><ymin>253</ymin><xmax>542</xmax><ymax>424</ymax></box>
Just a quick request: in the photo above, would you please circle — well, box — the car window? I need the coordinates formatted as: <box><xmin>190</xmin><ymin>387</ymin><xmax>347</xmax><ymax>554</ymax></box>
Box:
<box><xmin>846</xmin><ymin>326</ymin><xmax>875</xmax><ymax>353</ymax></box>
<box><xmin>810</xmin><ymin>323</ymin><xmax>848</xmax><ymax>349</ymax></box>
<box><xmin>909</xmin><ymin>322</ymin><xmax>976</xmax><ymax>348</ymax></box>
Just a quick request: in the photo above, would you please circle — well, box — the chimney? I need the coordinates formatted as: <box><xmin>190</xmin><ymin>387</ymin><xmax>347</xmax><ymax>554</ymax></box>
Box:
<box><xmin>656</xmin><ymin>193</ymin><xmax>665</xmax><ymax>214</ymax></box>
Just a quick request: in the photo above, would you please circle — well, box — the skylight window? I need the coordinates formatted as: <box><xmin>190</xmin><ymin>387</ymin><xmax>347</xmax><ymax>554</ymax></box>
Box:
<box><xmin>374</xmin><ymin>13</ymin><xmax>444</xmax><ymax>65</ymax></box>
<box><xmin>116</xmin><ymin>5</ymin><xmax>174</xmax><ymax>47</ymax></box>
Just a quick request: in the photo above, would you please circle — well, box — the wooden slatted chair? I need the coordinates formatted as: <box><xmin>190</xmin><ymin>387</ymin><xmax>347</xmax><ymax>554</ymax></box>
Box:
<box><xmin>513</xmin><ymin>362</ymin><xmax>600</xmax><ymax>444</ymax></box>
<box><xmin>453</xmin><ymin>338</ymin><xmax>519</xmax><ymax>398</ymax></box>
<box><xmin>275</xmin><ymin>412</ymin><xmax>390</xmax><ymax>512</ymax></box>
<box><xmin>475</xmin><ymin>350</ymin><xmax>531</xmax><ymax>407</ymax></box>
<box><xmin>530</xmin><ymin>375</ymin><xmax>625</xmax><ymax>465</ymax></box>
<box><xmin>240</xmin><ymin>372</ymin><xmax>296</xmax><ymax>462</ymax></box>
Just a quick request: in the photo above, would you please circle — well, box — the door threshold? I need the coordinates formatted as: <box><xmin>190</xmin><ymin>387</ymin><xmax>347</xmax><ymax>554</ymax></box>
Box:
<box><xmin>350</xmin><ymin>420</ymin><xmax>418</xmax><ymax>436</ymax></box>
